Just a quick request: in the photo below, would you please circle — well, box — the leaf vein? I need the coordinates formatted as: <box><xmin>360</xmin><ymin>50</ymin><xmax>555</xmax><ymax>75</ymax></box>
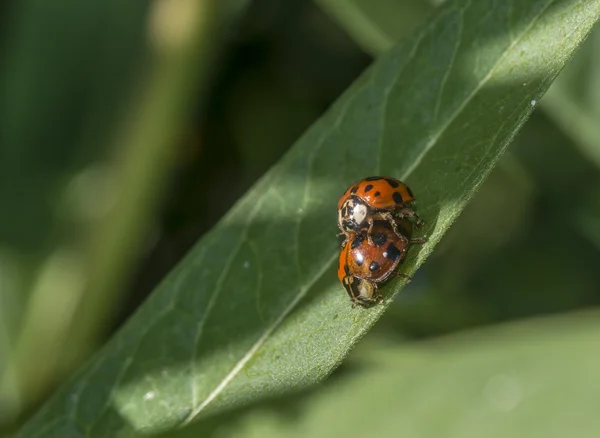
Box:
<box><xmin>376</xmin><ymin>7</ymin><xmax>455</xmax><ymax>173</ymax></box>
<box><xmin>401</xmin><ymin>0</ymin><xmax>555</xmax><ymax>178</ymax></box>
<box><xmin>181</xmin><ymin>0</ymin><xmax>556</xmax><ymax>423</ymax></box>
<box><xmin>432</xmin><ymin>1</ymin><xmax>466</xmax><ymax>123</ymax></box>
<box><xmin>188</xmin><ymin>192</ymin><xmax>270</xmax><ymax>409</ymax></box>
<box><xmin>181</xmin><ymin>86</ymin><xmax>358</xmax><ymax>426</ymax></box>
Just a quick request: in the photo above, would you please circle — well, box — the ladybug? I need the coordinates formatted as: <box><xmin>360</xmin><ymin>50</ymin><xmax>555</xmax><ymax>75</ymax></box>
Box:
<box><xmin>339</xmin><ymin>275</ymin><xmax>379</xmax><ymax>307</ymax></box>
<box><xmin>338</xmin><ymin>219</ymin><xmax>424</xmax><ymax>306</ymax></box>
<box><xmin>337</xmin><ymin>176</ymin><xmax>423</xmax><ymax>245</ymax></box>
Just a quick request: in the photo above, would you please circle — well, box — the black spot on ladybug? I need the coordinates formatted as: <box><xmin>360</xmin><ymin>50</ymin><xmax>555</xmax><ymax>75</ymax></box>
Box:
<box><xmin>372</xmin><ymin>232</ymin><xmax>387</xmax><ymax>246</ymax></box>
<box><xmin>350</xmin><ymin>185</ymin><xmax>359</xmax><ymax>194</ymax></box>
<box><xmin>385</xmin><ymin>178</ymin><xmax>400</xmax><ymax>188</ymax></box>
<box><xmin>351</xmin><ymin>235</ymin><xmax>364</xmax><ymax>249</ymax></box>
<box><xmin>364</xmin><ymin>184</ymin><xmax>374</xmax><ymax>193</ymax></box>
<box><xmin>344</xmin><ymin>264</ymin><xmax>350</xmax><ymax>274</ymax></box>
<box><xmin>406</xmin><ymin>186</ymin><xmax>414</xmax><ymax>198</ymax></box>
<box><xmin>365</xmin><ymin>176</ymin><xmax>382</xmax><ymax>181</ymax></box>
<box><xmin>392</xmin><ymin>192</ymin><xmax>404</xmax><ymax>205</ymax></box>
<box><xmin>355</xmin><ymin>256</ymin><xmax>364</xmax><ymax>267</ymax></box>
<box><xmin>386</xmin><ymin>243</ymin><xmax>402</xmax><ymax>260</ymax></box>
<box><xmin>374</xmin><ymin>191</ymin><xmax>381</xmax><ymax>197</ymax></box>
<box><xmin>369</xmin><ymin>261</ymin><xmax>380</xmax><ymax>272</ymax></box>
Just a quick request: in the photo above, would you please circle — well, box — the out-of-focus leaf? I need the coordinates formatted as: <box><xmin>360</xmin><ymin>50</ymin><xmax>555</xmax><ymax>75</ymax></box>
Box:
<box><xmin>16</xmin><ymin>0</ymin><xmax>600</xmax><ymax>436</ymax></box>
<box><xmin>543</xmin><ymin>27</ymin><xmax>600</xmax><ymax>167</ymax></box>
<box><xmin>0</xmin><ymin>0</ymin><xmax>247</xmax><ymax>429</ymax></box>
<box><xmin>314</xmin><ymin>0</ymin><xmax>435</xmax><ymax>55</ymax></box>
<box><xmin>575</xmin><ymin>182</ymin><xmax>600</xmax><ymax>249</ymax></box>
<box><xmin>314</xmin><ymin>0</ymin><xmax>600</xmax><ymax>174</ymax></box>
<box><xmin>204</xmin><ymin>311</ymin><xmax>600</xmax><ymax>438</ymax></box>
<box><xmin>0</xmin><ymin>0</ymin><xmax>153</xmax><ymax>425</ymax></box>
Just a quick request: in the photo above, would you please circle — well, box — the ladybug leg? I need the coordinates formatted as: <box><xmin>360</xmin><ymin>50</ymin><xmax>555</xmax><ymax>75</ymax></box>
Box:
<box><xmin>366</xmin><ymin>217</ymin><xmax>375</xmax><ymax>246</ymax></box>
<box><xmin>395</xmin><ymin>207</ymin><xmax>425</xmax><ymax>229</ymax></box>
<box><xmin>337</xmin><ymin>232</ymin><xmax>349</xmax><ymax>249</ymax></box>
<box><xmin>409</xmin><ymin>237</ymin><xmax>427</xmax><ymax>245</ymax></box>
<box><xmin>379</xmin><ymin>211</ymin><xmax>408</xmax><ymax>243</ymax></box>
<box><xmin>394</xmin><ymin>272</ymin><xmax>412</xmax><ymax>283</ymax></box>
<box><xmin>344</xmin><ymin>281</ymin><xmax>360</xmax><ymax>307</ymax></box>
<box><xmin>374</xmin><ymin>284</ymin><xmax>383</xmax><ymax>304</ymax></box>
<box><xmin>353</xmin><ymin>296</ymin><xmax>376</xmax><ymax>307</ymax></box>
<box><xmin>343</xmin><ymin>276</ymin><xmax>367</xmax><ymax>307</ymax></box>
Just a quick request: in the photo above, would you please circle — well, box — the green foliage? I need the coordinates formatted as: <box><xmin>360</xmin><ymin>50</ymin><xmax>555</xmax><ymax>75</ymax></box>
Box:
<box><xmin>315</xmin><ymin>0</ymin><xmax>435</xmax><ymax>54</ymax></box>
<box><xmin>0</xmin><ymin>0</ymin><xmax>246</xmax><ymax>432</ymax></box>
<box><xmin>543</xmin><ymin>26</ymin><xmax>600</xmax><ymax>168</ymax></box>
<box><xmin>11</xmin><ymin>0</ymin><xmax>600</xmax><ymax>436</ymax></box>
<box><xmin>194</xmin><ymin>311</ymin><xmax>600</xmax><ymax>438</ymax></box>
<box><xmin>1</xmin><ymin>0</ymin><xmax>600</xmax><ymax>437</ymax></box>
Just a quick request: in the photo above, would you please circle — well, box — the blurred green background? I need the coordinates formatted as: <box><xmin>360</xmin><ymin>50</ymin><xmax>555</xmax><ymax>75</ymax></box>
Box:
<box><xmin>2</xmin><ymin>0</ymin><xmax>600</xmax><ymax>436</ymax></box>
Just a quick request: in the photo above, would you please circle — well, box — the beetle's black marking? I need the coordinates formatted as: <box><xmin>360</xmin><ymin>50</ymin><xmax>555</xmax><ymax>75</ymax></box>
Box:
<box><xmin>406</xmin><ymin>186</ymin><xmax>414</xmax><ymax>198</ymax></box>
<box><xmin>386</xmin><ymin>242</ymin><xmax>402</xmax><ymax>260</ymax></box>
<box><xmin>364</xmin><ymin>184</ymin><xmax>373</xmax><ymax>193</ymax></box>
<box><xmin>351</xmin><ymin>234</ymin><xmax>364</xmax><ymax>249</ymax></box>
<box><xmin>344</xmin><ymin>264</ymin><xmax>350</xmax><ymax>275</ymax></box>
<box><xmin>385</xmin><ymin>178</ymin><xmax>400</xmax><ymax>188</ymax></box>
<box><xmin>350</xmin><ymin>185</ymin><xmax>359</xmax><ymax>194</ymax></box>
<box><xmin>344</xmin><ymin>277</ymin><xmax>360</xmax><ymax>299</ymax></box>
<box><xmin>372</xmin><ymin>232</ymin><xmax>387</xmax><ymax>246</ymax></box>
<box><xmin>355</xmin><ymin>256</ymin><xmax>364</xmax><ymax>266</ymax></box>
<box><xmin>365</xmin><ymin>176</ymin><xmax>382</xmax><ymax>181</ymax></box>
<box><xmin>393</xmin><ymin>191</ymin><xmax>404</xmax><ymax>205</ymax></box>
<box><xmin>343</xmin><ymin>277</ymin><xmax>356</xmax><ymax>298</ymax></box>
<box><xmin>344</xmin><ymin>220</ymin><xmax>359</xmax><ymax>232</ymax></box>
<box><xmin>374</xmin><ymin>191</ymin><xmax>381</xmax><ymax>197</ymax></box>
<box><xmin>369</xmin><ymin>261</ymin><xmax>380</xmax><ymax>272</ymax></box>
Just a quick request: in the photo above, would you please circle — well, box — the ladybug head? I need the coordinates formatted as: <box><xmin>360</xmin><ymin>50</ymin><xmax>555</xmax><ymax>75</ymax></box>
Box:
<box><xmin>342</xmin><ymin>275</ymin><xmax>376</xmax><ymax>305</ymax></box>
<box><xmin>338</xmin><ymin>196</ymin><xmax>369</xmax><ymax>234</ymax></box>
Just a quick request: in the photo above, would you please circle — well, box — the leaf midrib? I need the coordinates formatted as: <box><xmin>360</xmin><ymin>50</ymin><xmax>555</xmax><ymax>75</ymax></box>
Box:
<box><xmin>181</xmin><ymin>0</ymin><xmax>554</xmax><ymax>425</ymax></box>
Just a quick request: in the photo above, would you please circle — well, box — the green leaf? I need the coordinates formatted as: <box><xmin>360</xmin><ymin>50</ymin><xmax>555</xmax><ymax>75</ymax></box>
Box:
<box><xmin>203</xmin><ymin>310</ymin><xmax>600</xmax><ymax>438</ymax></box>
<box><xmin>314</xmin><ymin>0</ymin><xmax>436</xmax><ymax>55</ymax></box>
<box><xmin>17</xmin><ymin>0</ymin><xmax>600</xmax><ymax>436</ymax></box>
<box><xmin>542</xmin><ymin>26</ymin><xmax>600</xmax><ymax>168</ymax></box>
<box><xmin>0</xmin><ymin>0</ymin><xmax>247</xmax><ymax>428</ymax></box>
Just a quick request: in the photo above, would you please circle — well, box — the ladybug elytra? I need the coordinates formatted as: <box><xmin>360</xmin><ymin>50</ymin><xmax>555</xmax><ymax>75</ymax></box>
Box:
<box><xmin>337</xmin><ymin>176</ymin><xmax>423</xmax><ymax>245</ymax></box>
<box><xmin>338</xmin><ymin>219</ymin><xmax>424</xmax><ymax>306</ymax></box>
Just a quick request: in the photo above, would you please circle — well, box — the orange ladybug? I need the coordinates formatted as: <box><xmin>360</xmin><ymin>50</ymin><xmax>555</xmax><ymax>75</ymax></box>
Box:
<box><xmin>337</xmin><ymin>176</ymin><xmax>423</xmax><ymax>245</ymax></box>
<box><xmin>338</xmin><ymin>219</ymin><xmax>424</xmax><ymax>306</ymax></box>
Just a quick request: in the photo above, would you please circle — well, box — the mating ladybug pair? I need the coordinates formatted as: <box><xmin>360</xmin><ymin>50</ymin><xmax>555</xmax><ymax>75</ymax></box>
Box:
<box><xmin>336</xmin><ymin>176</ymin><xmax>425</xmax><ymax>307</ymax></box>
